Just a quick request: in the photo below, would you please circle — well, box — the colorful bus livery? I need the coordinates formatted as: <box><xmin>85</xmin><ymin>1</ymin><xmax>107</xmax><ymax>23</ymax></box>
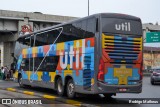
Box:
<box><xmin>14</xmin><ymin>13</ymin><xmax>143</xmax><ymax>98</ymax></box>
<box><xmin>16</xmin><ymin>38</ymin><xmax>95</xmax><ymax>84</ymax></box>
<box><xmin>101</xmin><ymin>34</ymin><xmax>142</xmax><ymax>86</ymax></box>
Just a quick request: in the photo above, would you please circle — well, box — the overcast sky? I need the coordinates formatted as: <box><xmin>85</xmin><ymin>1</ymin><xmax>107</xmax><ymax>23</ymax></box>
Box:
<box><xmin>0</xmin><ymin>0</ymin><xmax>159</xmax><ymax>24</ymax></box>
<box><xmin>0</xmin><ymin>0</ymin><xmax>160</xmax><ymax>47</ymax></box>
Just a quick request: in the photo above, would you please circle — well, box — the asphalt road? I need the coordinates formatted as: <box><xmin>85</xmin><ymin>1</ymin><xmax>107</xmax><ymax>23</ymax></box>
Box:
<box><xmin>0</xmin><ymin>77</ymin><xmax>160</xmax><ymax>107</ymax></box>
<box><xmin>0</xmin><ymin>81</ymin><xmax>75</xmax><ymax>107</ymax></box>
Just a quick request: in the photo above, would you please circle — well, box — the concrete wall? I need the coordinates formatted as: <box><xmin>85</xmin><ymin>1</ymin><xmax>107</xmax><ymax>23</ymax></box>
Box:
<box><xmin>0</xmin><ymin>42</ymin><xmax>14</xmax><ymax>68</ymax></box>
<box><xmin>0</xmin><ymin>10</ymin><xmax>77</xmax><ymax>23</ymax></box>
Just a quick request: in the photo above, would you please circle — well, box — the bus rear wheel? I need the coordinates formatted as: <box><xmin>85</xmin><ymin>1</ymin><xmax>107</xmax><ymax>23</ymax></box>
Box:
<box><xmin>57</xmin><ymin>78</ymin><xmax>64</xmax><ymax>96</ymax></box>
<box><xmin>103</xmin><ymin>93</ymin><xmax>115</xmax><ymax>99</ymax></box>
<box><xmin>67</xmin><ymin>79</ymin><xmax>75</xmax><ymax>98</ymax></box>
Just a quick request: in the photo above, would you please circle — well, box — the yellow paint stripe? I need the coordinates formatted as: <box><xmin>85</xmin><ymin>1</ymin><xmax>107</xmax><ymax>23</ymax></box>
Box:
<box><xmin>133</xmin><ymin>42</ymin><xmax>141</xmax><ymax>44</ymax></box>
<box><xmin>140</xmin><ymin>37</ymin><xmax>142</xmax><ymax>50</ymax></box>
<box><xmin>104</xmin><ymin>40</ymin><xmax>114</xmax><ymax>42</ymax></box>
<box><xmin>43</xmin><ymin>95</ymin><xmax>57</xmax><ymax>99</ymax></box>
<box><xmin>66</xmin><ymin>99</ymin><xmax>82</xmax><ymax>106</ymax></box>
<box><xmin>121</xmin><ymin>60</ymin><xmax>126</xmax><ymax>63</ymax></box>
<box><xmin>23</xmin><ymin>91</ymin><xmax>34</xmax><ymax>95</ymax></box>
<box><xmin>7</xmin><ymin>88</ymin><xmax>16</xmax><ymax>92</ymax></box>
<box><xmin>102</xmin><ymin>33</ymin><xmax>105</xmax><ymax>48</ymax></box>
<box><xmin>134</xmin><ymin>38</ymin><xmax>141</xmax><ymax>41</ymax></box>
<box><xmin>104</xmin><ymin>35</ymin><xmax>114</xmax><ymax>39</ymax></box>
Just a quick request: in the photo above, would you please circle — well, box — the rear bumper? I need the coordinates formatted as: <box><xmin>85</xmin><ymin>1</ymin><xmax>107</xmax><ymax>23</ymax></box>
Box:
<box><xmin>97</xmin><ymin>81</ymin><xmax>142</xmax><ymax>94</ymax></box>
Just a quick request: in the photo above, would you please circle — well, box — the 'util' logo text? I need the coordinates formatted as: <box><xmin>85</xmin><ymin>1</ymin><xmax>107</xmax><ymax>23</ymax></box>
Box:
<box><xmin>60</xmin><ymin>40</ymin><xmax>85</xmax><ymax>69</ymax></box>
<box><xmin>115</xmin><ymin>22</ymin><xmax>131</xmax><ymax>31</ymax></box>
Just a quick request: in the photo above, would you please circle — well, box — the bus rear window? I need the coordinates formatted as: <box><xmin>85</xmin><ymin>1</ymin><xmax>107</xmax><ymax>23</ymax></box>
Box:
<box><xmin>102</xmin><ymin>18</ymin><xmax>142</xmax><ymax>35</ymax></box>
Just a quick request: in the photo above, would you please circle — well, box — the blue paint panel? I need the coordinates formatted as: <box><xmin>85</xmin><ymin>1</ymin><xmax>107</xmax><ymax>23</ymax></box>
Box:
<box><xmin>114</xmin><ymin>36</ymin><xmax>134</xmax><ymax>41</ymax></box>
<box><xmin>111</xmin><ymin>50</ymin><xmax>137</xmax><ymax>53</ymax></box>
<box><xmin>28</xmin><ymin>48</ymin><xmax>32</xmax><ymax>58</ymax></box>
<box><xmin>64</xmin><ymin>41</ymin><xmax>74</xmax><ymax>52</ymax></box>
<box><xmin>73</xmin><ymin>70</ymin><xmax>83</xmax><ymax>85</ymax></box>
<box><xmin>48</xmin><ymin>44</ymin><xmax>57</xmax><ymax>56</ymax></box>
<box><xmin>17</xmin><ymin>55</ymin><xmax>23</xmax><ymax>70</ymax></box>
<box><xmin>109</xmin><ymin>56</ymin><xmax>137</xmax><ymax>60</ymax></box>
<box><xmin>104</xmin><ymin>68</ymin><xmax>118</xmax><ymax>85</ymax></box>
<box><xmin>128</xmin><ymin>68</ymin><xmax>140</xmax><ymax>85</ymax></box>
<box><xmin>41</xmin><ymin>72</ymin><xmax>51</xmax><ymax>82</ymax></box>
<box><xmin>128</xmin><ymin>82</ymin><xmax>137</xmax><ymax>85</ymax></box>
<box><xmin>114</xmin><ymin>36</ymin><xmax>122</xmax><ymax>39</ymax></box>
<box><xmin>37</xmin><ymin>46</ymin><xmax>44</xmax><ymax>57</ymax></box>
<box><xmin>127</xmin><ymin>37</ymin><xmax>134</xmax><ymax>40</ymax></box>
<box><xmin>114</xmin><ymin>60</ymin><xmax>133</xmax><ymax>63</ymax></box>
<box><xmin>30</xmin><ymin>73</ymin><xmax>38</xmax><ymax>80</ymax></box>
<box><xmin>109</xmin><ymin>53</ymin><xmax>137</xmax><ymax>56</ymax></box>
<box><xmin>126</xmin><ymin>65</ymin><xmax>133</xmax><ymax>68</ymax></box>
<box><xmin>21</xmin><ymin>70</ymin><xmax>28</xmax><ymax>79</ymax></box>
<box><xmin>85</xmin><ymin>48</ymin><xmax>94</xmax><ymax>53</ymax></box>
<box><xmin>83</xmin><ymin>53</ymin><xmax>94</xmax><ymax>69</ymax></box>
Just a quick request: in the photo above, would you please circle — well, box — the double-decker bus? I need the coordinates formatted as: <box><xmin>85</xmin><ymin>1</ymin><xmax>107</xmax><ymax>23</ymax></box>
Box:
<box><xmin>13</xmin><ymin>13</ymin><xmax>143</xmax><ymax>98</ymax></box>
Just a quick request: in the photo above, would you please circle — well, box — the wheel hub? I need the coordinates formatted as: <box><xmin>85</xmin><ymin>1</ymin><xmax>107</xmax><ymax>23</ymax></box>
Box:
<box><xmin>58</xmin><ymin>81</ymin><xmax>62</xmax><ymax>92</ymax></box>
<box><xmin>68</xmin><ymin>83</ymin><xmax>74</xmax><ymax>95</ymax></box>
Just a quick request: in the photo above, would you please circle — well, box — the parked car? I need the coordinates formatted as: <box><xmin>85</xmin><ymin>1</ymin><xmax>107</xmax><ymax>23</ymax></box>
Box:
<box><xmin>150</xmin><ymin>69</ymin><xmax>160</xmax><ymax>85</ymax></box>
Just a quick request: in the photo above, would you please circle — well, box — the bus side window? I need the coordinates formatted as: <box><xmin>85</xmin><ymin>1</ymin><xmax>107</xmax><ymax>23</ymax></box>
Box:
<box><xmin>86</xmin><ymin>18</ymin><xmax>96</xmax><ymax>38</ymax></box>
<box><xmin>35</xmin><ymin>33</ymin><xmax>48</xmax><ymax>46</ymax></box>
<box><xmin>34</xmin><ymin>56</ymin><xmax>59</xmax><ymax>72</ymax></box>
<box><xmin>20</xmin><ymin>58</ymin><xmax>29</xmax><ymax>71</ymax></box>
<box><xmin>30</xmin><ymin>36</ymin><xmax>34</xmax><ymax>47</ymax></box>
<box><xmin>34</xmin><ymin>30</ymin><xmax>60</xmax><ymax>46</ymax></box>
<box><xmin>81</xmin><ymin>20</ymin><xmax>87</xmax><ymax>38</ymax></box>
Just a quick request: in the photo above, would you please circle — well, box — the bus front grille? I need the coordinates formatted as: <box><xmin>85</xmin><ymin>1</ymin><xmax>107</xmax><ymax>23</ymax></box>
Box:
<box><xmin>102</xmin><ymin>33</ymin><xmax>142</xmax><ymax>64</ymax></box>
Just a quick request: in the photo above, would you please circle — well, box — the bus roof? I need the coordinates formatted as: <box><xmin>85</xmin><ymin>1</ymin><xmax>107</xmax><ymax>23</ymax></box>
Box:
<box><xmin>17</xmin><ymin>13</ymin><xmax>141</xmax><ymax>39</ymax></box>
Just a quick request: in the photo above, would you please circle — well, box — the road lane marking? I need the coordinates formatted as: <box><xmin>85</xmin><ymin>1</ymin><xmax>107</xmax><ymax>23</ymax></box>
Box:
<box><xmin>2</xmin><ymin>88</ymin><xmax>88</xmax><ymax>107</ymax></box>
<box><xmin>66</xmin><ymin>99</ymin><xmax>82</xmax><ymax>106</ymax></box>
<box><xmin>7</xmin><ymin>88</ymin><xmax>16</xmax><ymax>92</ymax></box>
<box><xmin>23</xmin><ymin>91</ymin><xmax>34</xmax><ymax>95</ymax></box>
<box><xmin>43</xmin><ymin>95</ymin><xmax>57</xmax><ymax>100</ymax></box>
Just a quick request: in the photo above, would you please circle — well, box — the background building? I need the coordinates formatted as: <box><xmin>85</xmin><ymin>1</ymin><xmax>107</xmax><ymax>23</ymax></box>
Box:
<box><xmin>0</xmin><ymin>10</ymin><xmax>77</xmax><ymax>68</ymax></box>
<box><xmin>143</xmin><ymin>23</ymin><xmax>160</xmax><ymax>69</ymax></box>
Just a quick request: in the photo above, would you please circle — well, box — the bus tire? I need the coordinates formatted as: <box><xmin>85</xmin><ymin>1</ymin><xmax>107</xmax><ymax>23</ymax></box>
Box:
<box><xmin>57</xmin><ymin>78</ymin><xmax>64</xmax><ymax>96</ymax></box>
<box><xmin>67</xmin><ymin>79</ymin><xmax>75</xmax><ymax>98</ymax></box>
<box><xmin>103</xmin><ymin>93</ymin><xmax>113</xmax><ymax>99</ymax></box>
<box><xmin>18</xmin><ymin>74</ymin><xmax>24</xmax><ymax>87</ymax></box>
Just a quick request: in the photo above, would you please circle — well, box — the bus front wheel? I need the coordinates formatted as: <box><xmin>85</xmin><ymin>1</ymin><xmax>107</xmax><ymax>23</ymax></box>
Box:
<box><xmin>57</xmin><ymin>78</ymin><xmax>64</xmax><ymax>96</ymax></box>
<box><xmin>67</xmin><ymin>79</ymin><xmax>75</xmax><ymax>98</ymax></box>
<box><xmin>18</xmin><ymin>75</ymin><xmax>24</xmax><ymax>87</ymax></box>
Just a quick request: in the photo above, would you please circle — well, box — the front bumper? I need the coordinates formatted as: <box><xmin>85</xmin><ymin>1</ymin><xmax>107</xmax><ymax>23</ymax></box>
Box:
<box><xmin>151</xmin><ymin>76</ymin><xmax>160</xmax><ymax>82</ymax></box>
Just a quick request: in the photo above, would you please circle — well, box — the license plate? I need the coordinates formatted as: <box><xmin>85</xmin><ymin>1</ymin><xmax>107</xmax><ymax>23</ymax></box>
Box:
<box><xmin>119</xmin><ymin>88</ymin><xmax>127</xmax><ymax>92</ymax></box>
<box><xmin>114</xmin><ymin>68</ymin><xmax>132</xmax><ymax>76</ymax></box>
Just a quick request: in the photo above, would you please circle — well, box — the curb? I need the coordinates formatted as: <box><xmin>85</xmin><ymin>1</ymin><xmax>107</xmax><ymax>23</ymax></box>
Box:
<box><xmin>0</xmin><ymin>87</ymin><xmax>97</xmax><ymax>107</ymax></box>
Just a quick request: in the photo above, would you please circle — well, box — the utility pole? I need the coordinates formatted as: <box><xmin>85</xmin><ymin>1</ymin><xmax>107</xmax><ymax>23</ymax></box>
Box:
<box><xmin>88</xmin><ymin>0</ymin><xmax>89</xmax><ymax>16</ymax></box>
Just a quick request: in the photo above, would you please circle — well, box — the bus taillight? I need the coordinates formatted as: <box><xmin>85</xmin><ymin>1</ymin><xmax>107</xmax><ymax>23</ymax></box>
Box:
<box><xmin>139</xmin><ymin>70</ymin><xmax>143</xmax><ymax>80</ymax></box>
<box><xmin>98</xmin><ymin>58</ymin><xmax>104</xmax><ymax>81</ymax></box>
